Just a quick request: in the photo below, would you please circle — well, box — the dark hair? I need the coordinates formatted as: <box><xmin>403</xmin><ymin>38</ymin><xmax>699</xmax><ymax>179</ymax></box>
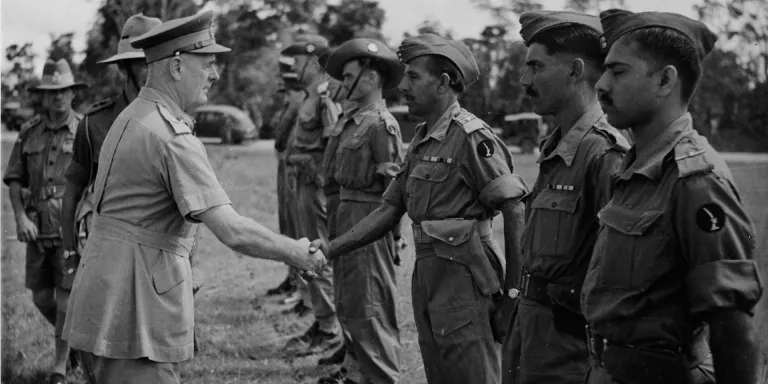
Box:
<box><xmin>423</xmin><ymin>55</ymin><xmax>465</xmax><ymax>93</ymax></box>
<box><xmin>527</xmin><ymin>25</ymin><xmax>605</xmax><ymax>82</ymax></box>
<box><xmin>619</xmin><ymin>27</ymin><xmax>702</xmax><ymax>102</ymax></box>
<box><xmin>355</xmin><ymin>57</ymin><xmax>392</xmax><ymax>88</ymax></box>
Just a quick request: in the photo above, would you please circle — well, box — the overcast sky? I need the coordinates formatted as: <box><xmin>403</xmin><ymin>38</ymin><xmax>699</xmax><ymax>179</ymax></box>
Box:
<box><xmin>1</xmin><ymin>0</ymin><xmax>700</xmax><ymax>73</ymax></box>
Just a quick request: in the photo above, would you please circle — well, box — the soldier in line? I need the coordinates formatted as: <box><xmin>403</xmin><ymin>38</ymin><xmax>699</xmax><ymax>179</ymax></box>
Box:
<box><xmin>281</xmin><ymin>35</ymin><xmax>343</xmax><ymax>356</ymax></box>
<box><xmin>501</xmin><ymin>10</ymin><xmax>629</xmax><ymax>384</ymax></box>
<box><xmin>62</xmin><ymin>11</ymin><xmax>326</xmax><ymax>383</ymax></box>
<box><xmin>313</xmin><ymin>34</ymin><xmax>529</xmax><ymax>384</ymax></box>
<box><xmin>581</xmin><ymin>9</ymin><xmax>763</xmax><ymax>384</ymax></box>
<box><xmin>3</xmin><ymin>58</ymin><xmax>88</xmax><ymax>384</ymax></box>
<box><xmin>317</xmin><ymin>38</ymin><xmax>406</xmax><ymax>384</ymax></box>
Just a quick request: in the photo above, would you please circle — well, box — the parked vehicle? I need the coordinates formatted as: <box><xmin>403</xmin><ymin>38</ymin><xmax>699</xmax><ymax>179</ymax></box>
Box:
<box><xmin>191</xmin><ymin>105</ymin><xmax>257</xmax><ymax>144</ymax></box>
<box><xmin>495</xmin><ymin>112</ymin><xmax>548</xmax><ymax>154</ymax></box>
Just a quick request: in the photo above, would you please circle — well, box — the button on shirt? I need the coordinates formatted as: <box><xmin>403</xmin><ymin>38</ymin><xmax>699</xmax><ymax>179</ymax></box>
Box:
<box><xmin>3</xmin><ymin>110</ymin><xmax>82</xmax><ymax>237</ymax></box>
<box><xmin>521</xmin><ymin>103</ymin><xmax>627</xmax><ymax>284</ymax></box>
<box><xmin>382</xmin><ymin>101</ymin><xmax>528</xmax><ymax>222</ymax></box>
<box><xmin>581</xmin><ymin>113</ymin><xmax>763</xmax><ymax>350</ymax></box>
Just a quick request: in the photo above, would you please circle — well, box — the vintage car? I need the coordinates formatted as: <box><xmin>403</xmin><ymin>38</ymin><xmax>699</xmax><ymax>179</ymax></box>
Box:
<box><xmin>191</xmin><ymin>104</ymin><xmax>257</xmax><ymax>144</ymax></box>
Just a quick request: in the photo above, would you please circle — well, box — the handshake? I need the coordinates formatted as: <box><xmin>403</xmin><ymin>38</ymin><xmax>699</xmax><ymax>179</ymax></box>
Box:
<box><xmin>293</xmin><ymin>238</ymin><xmax>331</xmax><ymax>279</ymax></box>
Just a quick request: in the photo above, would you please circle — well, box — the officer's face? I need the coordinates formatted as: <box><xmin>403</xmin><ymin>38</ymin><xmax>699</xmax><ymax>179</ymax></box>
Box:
<box><xmin>42</xmin><ymin>88</ymin><xmax>75</xmax><ymax>114</ymax></box>
<box><xmin>520</xmin><ymin>43</ymin><xmax>571</xmax><ymax>116</ymax></box>
<box><xmin>596</xmin><ymin>38</ymin><xmax>660</xmax><ymax>130</ymax></box>
<box><xmin>178</xmin><ymin>53</ymin><xmax>219</xmax><ymax>109</ymax></box>
<box><xmin>126</xmin><ymin>59</ymin><xmax>149</xmax><ymax>87</ymax></box>
<box><xmin>399</xmin><ymin>56</ymin><xmax>440</xmax><ymax>117</ymax></box>
<box><xmin>341</xmin><ymin>59</ymin><xmax>375</xmax><ymax>102</ymax></box>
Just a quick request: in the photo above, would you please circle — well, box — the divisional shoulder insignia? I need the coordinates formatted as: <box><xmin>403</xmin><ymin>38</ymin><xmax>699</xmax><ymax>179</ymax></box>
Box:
<box><xmin>696</xmin><ymin>203</ymin><xmax>725</xmax><ymax>233</ymax></box>
<box><xmin>477</xmin><ymin>139</ymin><xmax>494</xmax><ymax>158</ymax></box>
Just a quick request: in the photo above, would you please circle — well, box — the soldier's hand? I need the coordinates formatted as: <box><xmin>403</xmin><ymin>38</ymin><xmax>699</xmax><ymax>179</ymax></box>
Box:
<box><xmin>309</xmin><ymin>238</ymin><xmax>330</xmax><ymax>258</ymax></box>
<box><xmin>15</xmin><ymin>214</ymin><xmax>38</xmax><ymax>243</ymax></box>
<box><xmin>297</xmin><ymin>237</ymin><xmax>327</xmax><ymax>274</ymax></box>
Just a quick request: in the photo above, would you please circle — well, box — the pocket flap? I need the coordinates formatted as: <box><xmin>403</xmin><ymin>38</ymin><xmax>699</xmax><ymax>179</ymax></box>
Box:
<box><xmin>531</xmin><ymin>189</ymin><xmax>580</xmax><ymax>213</ymax></box>
<box><xmin>421</xmin><ymin>219</ymin><xmax>474</xmax><ymax>246</ymax></box>
<box><xmin>22</xmin><ymin>139</ymin><xmax>45</xmax><ymax>154</ymax></box>
<box><xmin>409</xmin><ymin>162</ymin><xmax>451</xmax><ymax>183</ymax></box>
<box><xmin>598</xmin><ymin>205</ymin><xmax>664</xmax><ymax>235</ymax></box>
<box><xmin>152</xmin><ymin>254</ymin><xmax>187</xmax><ymax>294</ymax></box>
<box><xmin>431</xmin><ymin>307</ymin><xmax>474</xmax><ymax>337</ymax></box>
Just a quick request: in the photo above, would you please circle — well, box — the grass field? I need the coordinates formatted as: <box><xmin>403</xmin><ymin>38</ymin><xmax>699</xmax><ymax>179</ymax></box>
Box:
<box><xmin>1</xmin><ymin>138</ymin><xmax>766</xmax><ymax>383</ymax></box>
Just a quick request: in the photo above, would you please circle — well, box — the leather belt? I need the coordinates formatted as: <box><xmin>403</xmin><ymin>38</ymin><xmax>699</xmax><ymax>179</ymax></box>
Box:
<box><xmin>411</xmin><ymin>218</ymin><xmax>492</xmax><ymax>245</ymax></box>
<box><xmin>520</xmin><ymin>269</ymin><xmax>552</xmax><ymax>306</ymax></box>
<box><xmin>340</xmin><ymin>188</ymin><xmax>382</xmax><ymax>203</ymax></box>
<box><xmin>91</xmin><ymin>214</ymin><xmax>194</xmax><ymax>258</ymax></box>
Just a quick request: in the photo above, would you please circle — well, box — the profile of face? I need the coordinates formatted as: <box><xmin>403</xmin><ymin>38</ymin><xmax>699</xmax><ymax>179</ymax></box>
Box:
<box><xmin>126</xmin><ymin>59</ymin><xmax>149</xmax><ymax>87</ymax></box>
<box><xmin>341</xmin><ymin>59</ymin><xmax>378</xmax><ymax>102</ymax></box>
<box><xmin>398</xmin><ymin>56</ymin><xmax>442</xmax><ymax>117</ymax></box>
<box><xmin>596</xmin><ymin>38</ymin><xmax>664</xmax><ymax>130</ymax></box>
<box><xmin>42</xmin><ymin>88</ymin><xmax>75</xmax><ymax>115</ymax></box>
<box><xmin>519</xmin><ymin>43</ymin><xmax>573</xmax><ymax>117</ymax></box>
<box><xmin>173</xmin><ymin>53</ymin><xmax>220</xmax><ymax>110</ymax></box>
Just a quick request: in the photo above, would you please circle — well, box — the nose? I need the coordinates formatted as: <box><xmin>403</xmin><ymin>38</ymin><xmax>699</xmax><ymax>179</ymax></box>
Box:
<box><xmin>519</xmin><ymin>67</ymin><xmax>531</xmax><ymax>87</ymax></box>
<box><xmin>210</xmin><ymin>65</ymin><xmax>220</xmax><ymax>82</ymax></box>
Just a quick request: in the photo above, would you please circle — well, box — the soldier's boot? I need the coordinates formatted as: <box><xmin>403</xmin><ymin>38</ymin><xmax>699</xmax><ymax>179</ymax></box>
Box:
<box><xmin>284</xmin><ymin>321</ymin><xmax>320</xmax><ymax>354</ymax></box>
<box><xmin>318</xmin><ymin>343</ymin><xmax>347</xmax><ymax>366</ymax></box>
<box><xmin>302</xmin><ymin>326</ymin><xmax>343</xmax><ymax>356</ymax></box>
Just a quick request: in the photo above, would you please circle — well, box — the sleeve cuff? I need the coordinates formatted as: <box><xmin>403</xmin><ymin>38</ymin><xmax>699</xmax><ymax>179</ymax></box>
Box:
<box><xmin>179</xmin><ymin>188</ymin><xmax>232</xmax><ymax>222</ymax></box>
<box><xmin>479</xmin><ymin>174</ymin><xmax>529</xmax><ymax>209</ymax></box>
<box><xmin>375</xmin><ymin>162</ymin><xmax>400</xmax><ymax>177</ymax></box>
<box><xmin>686</xmin><ymin>260</ymin><xmax>763</xmax><ymax>316</ymax></box>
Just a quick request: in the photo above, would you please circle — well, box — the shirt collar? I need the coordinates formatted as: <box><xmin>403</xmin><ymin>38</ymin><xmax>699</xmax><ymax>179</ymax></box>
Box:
<box><xmin>138</xmin><ymin>86</ymin><xmax>186</xmax><ymax>119</ymax></box>
<box><xmin>425</xmin><ymin>101</ymin><xmax>462</xmax><ymax>142</ymax></box>
<box><xmin>349</xmin><ymin>99</ymin><xmax>387</xmax><ymax>125</ymax></box>
<box><xmin>44</xmin><ymin>109</ymin><xmax>78</xmax><ymax>131</ymax></box>
<box><xmin>537</xmin><ymin>102</ymin><xmax>603</xmax><ymax>167</ymax></box>
<box><xmin>618</xmin><ymin>113</ymin><xmax>694</xmax><ymax>181</ymax></box>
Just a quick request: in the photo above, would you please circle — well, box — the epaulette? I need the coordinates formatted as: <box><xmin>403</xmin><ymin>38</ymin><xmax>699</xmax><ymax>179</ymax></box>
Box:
<box><xmin>157</xmin><ymin>104</ymin><xmax>192</xmax><ymax>135</ymax></box>
<box><xmin>674</xmin><ymin>135</ymin><xmax>713</xmax><ymax>178</ymax></box>
<box><xmin>19</xmin><ymin>115</ymin><xmax>41</xmax><ymax>134</ymax></box>
<box><xmin>379</xmin><ymin>111</ymin><xmax>399</xmax><ymax>136</ymax></box>
<box><xmin>593</xmin><ymin>118</ymin><xmax>630</xmax><ymax>153</ymax></box>
<box><xmin>452</xmin><ymin>109</ymin><xmax>486</xmax><ymax>134</ymax></box>
<box><xmin>85</xmin><ymin>97</ymin><xmax>117</xmax><ymax>116</ymax></box>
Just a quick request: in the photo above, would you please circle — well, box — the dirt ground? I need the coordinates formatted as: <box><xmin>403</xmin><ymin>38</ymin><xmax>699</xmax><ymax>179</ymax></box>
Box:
<box><xmin>1</xmin><ymin>137</ymin><xmax>766</xmax><ymax>383</ymax></box>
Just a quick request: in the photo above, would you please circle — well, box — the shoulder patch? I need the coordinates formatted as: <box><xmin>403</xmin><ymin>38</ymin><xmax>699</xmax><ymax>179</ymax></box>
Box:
<box><xmin>20</xmin><ymin>115</ymin><xmax>41</xmax><ymax>133</ymax></box>
<box><xmin>592</xmin><ymin>118</ymin><xmax>630</xmax><ymax>153</ymax></box>
<box><xmin>85</xmin><ymin>97</ymin><xmax>117</xmax><ymax>115</ymax></box>
<box><xmin>674</xmin><ymin>135</ymin><xmax>713</xmax><ymax>178</ymax></box>
<box><xmin>379</xmin><ymin>112</ymin><xmax>400</xmax><ymax>136</ymax></box>
<box><xmin>157</xmin><ymin>104</ymin><xmax>192</xmax><ymax>135</ymax></box>
<box><xmin>452</xmin><ymin>109</ymin><xmax>486</xmax><ymax>134</ymax></box>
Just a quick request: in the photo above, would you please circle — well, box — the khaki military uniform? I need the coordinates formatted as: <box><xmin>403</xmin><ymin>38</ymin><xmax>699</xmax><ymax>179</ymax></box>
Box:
<box><xmin>285</xmin><ymin>79</ymin><xmax>338</xmax><ymax>332</ymax></box>
<box><xmin>274</xmin><ymin>99</ymin><xmax>301</xmax><ymax>239</ymax></box>
<box><xmin>63</xmin><ymin>87</ymin><xmax>231</xmax><ymax>368</ymax></box>
<box><xmin>331</xmin><ymin>100</ymin><xmax>404</xmax><ymax>383</ymax></box>
<box><xmin>581</xmin><ymin>113</ymin><xmax>763</xmax><ymax>384</ymax></box>
<box><xmin>502</xmin><ymin>104</ymin><xmax>628</xmax><ymax>384</ymax></box>
<box><xmin>3</xmin><ymin>110</ymin><xmax>82</xmax><ymax>334</ymax></box>
<box><xmin>382</xmin><ymin>101</ymin><xmax>528</xmax><ymax>384</ymax></box>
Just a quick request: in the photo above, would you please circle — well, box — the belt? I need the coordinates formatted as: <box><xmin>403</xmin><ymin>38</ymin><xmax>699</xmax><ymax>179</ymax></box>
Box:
<box><xmin>411</xmin><ymin>218</ymin><xmax>492</xmax><ymax>245</ymax></box>
<box><xmin>91</xmin><ymin>214</ymin><xmax>194</xmax><ymax>258</ymax></box>
<box><xmin>340</xmin><ymin>188</ymin><xmax>382</xmax><ymax>203</ymax></box>
<box><xmin>520</xmin><ymin>269</ymin><xmax>552</xmax><ymax>306</ymax></box>
<box><xmin>586</xmin><ymin>326</ymin><xmax>685</xmax><ymax>362</ymax></box>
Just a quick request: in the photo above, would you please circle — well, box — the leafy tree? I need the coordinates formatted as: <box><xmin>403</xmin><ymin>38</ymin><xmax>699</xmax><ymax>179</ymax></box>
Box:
<box><xmin>2</xmin><ymin>43</ymin><xmax>38</xmax><ymax>98</ymax></box>
<box><xmin>318</xmin><ymin>0</ymin><xmax>386</xmax><ymax>46</ymax></box>
<box><xmin>48</xmin><ymin>33</ymin><xmax>76</xmax><ymax>64</ymax></box>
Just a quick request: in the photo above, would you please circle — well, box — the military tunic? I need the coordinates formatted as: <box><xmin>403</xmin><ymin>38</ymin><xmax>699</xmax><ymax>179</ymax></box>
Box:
<box><xmin>581</xmin><ymin>113</ymin><xmax>763</xmax><ymax>383</ymax></box>
<box><xmin>382</xmin><ymin>101</ymin><xmax>528</xmax><ymax>384</ymax></box>
<box><xmin>332</xmin><ymin>100</ymin><xmax>404</xmax><ymax>383</ymax></box>
<box><xmin>502</xmin><ymin>104</ymin><xmax>628</xmax><ymax>384</ymax></box>
<box><xmin>63</xmin><ymin>87</ymin><xmax>231</xmax><ymax>363</ymax></box>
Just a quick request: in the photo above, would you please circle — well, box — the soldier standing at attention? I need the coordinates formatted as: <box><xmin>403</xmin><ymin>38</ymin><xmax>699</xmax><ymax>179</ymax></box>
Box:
<box><xmin>316</xmin><ymin>38</ymin><xmax>406</xmax><ymax>384</ymax></box>
<box><xmin>62</xmin><ymin>12</ymin><xmax>326</xmax><ymax>383</ymax></box>
<box><xmin>3</xmin><ymin>58</ymin><xmax>88</xmax><ymax>384</ymax></box>
<box><xmin>502</xmin><ymin>11</ymin><xmax>629</xmax><ymax>384</ymax></box>
<box><xmin>582</xmin><ymin>9</ymin><xmax>763</xmax><ymax>384</ymax></box>
<box><xmin>281</xmin><ymin>35</ymin><xmax>343</xmax><ymax>356</ymax></box>
<box><xmin>313</xmin><ymin>34</ymin><xmax>529</xmax><ymax>384</ymax></box>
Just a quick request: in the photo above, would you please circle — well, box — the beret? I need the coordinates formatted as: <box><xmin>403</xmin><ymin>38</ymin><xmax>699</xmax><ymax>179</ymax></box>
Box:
<box><xmin>397</xmin><ymin>34</ymin><xmax>480</xmax><ymax>87</ymax></box>
<box><xmin>325</xmin><ymin>38</ymin><xmax>405</xmax><ymax>90</ymax></box>
<box><xmin>281</xmin><ymin>34</ymin><xmax>331</xmax><ymax>58</ymax></box>
<box><xmin>519</xmin><ymin>10</ymin><xmax>601</xmax><ymax>44</ymax></box>
<box><xmin>131</xmin><ymin>10</ymin><xmax>230</xmax><ymax>63</ymax></box>
<box><xmin>599</xmin><ymin>9</ymin><xmax>718</xmax><ymax>60</ymax></box>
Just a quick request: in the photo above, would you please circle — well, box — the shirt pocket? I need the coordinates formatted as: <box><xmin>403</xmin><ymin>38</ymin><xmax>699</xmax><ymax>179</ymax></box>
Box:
<box><xmin>529</xmin><ymin>189</ymin><xmax>581</xmax><ymax>259</ymax></box>
<box><xmin>336</xmin><ymin>138</ymin><xmax>371</xmax><ymax>189</ymax></box>
<box><xmin>594</xmin><ymin>206</ymin><xmax>670</xmax><ymax>289</ymax></box>
<box><xmin>406</xmin><ymin>162</ymin><xmax>452</xmax><ymax>219</ymax></box>
<box><xmin>22</xmin><ymin>139</ymin><xmax>46</xmax><ymax>179</ymax></box>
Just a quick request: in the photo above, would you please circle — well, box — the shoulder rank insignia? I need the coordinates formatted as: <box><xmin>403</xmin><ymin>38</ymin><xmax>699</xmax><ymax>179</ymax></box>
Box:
<box><xmin>157</xmin><ymin>104</ymin><xmax>191</xmax><ymax>135</ymax></box>
<box><xmin>452</xmin><ymin>109</ymin><xmax>485</xmax><ymax>134</ymax></box>
<box><xmin>85</xmin><ymin>97</ymin><xmax>117</xmax><ymax>115</ymax></box>
<box><xmin>380</xmin><ymin>112</ymin><xmax>400</xmax><ymax>136</ymax></box>
<box><xmin>20</xmin><ymin>115</ymin><xmax>41</xmax><ymax>133</ymax></box>
<box><xmin>674</xmin><ymin>136</ymin><xmax>713</xmax><ymax>178</ymax></box>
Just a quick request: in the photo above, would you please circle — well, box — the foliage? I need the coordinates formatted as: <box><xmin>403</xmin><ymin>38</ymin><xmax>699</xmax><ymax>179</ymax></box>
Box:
<box><xmin>2</xmin><ymin>43</ymin><xmax>38</xmax><ymax>103</ymax></box>
<box><xmin>318</xmin><ymin>0</ymin><xmax>387</xmax><ymax>46</ymax></box>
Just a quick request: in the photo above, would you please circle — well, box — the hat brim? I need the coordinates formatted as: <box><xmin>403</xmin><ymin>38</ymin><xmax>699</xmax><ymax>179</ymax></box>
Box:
<box><xmin>188</xmin><ymin>44</ymin><xmax>231</xmax><ymax>55</ymax></box>
<box><xmin>32</xmin><ymin>83</ymin><xmax>89</xmax><ymax>92</ymax></box>
<box><xmin>97</xmin><ymin>51</ymin><xmax>146</xmax><ymax>64</ymax></box>
<box><xmin>326</xmin><ymin>52</ymin><xmax>404</xmax><ymax>90</ymax></box>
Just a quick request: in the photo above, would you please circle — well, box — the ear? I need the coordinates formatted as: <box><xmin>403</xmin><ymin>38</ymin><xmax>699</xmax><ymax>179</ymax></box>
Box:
<box><xmin>169</xmin><ymin>56</ymin><xmax>183</xmax><ymax>81</ymax></box>
<box><xmin>569</xmin><ymin>57</ymin><xmax>586</xmax><ymax>82</ymax></box>
<box><xmin>657</xmin><ymin>64</ymin><xmax>678</xmax><ymax>97</ymax></box>
<box><xmin>438</xmin><ymin>72</ymin><xmax>452</xmax><ymax>93</ymax></box>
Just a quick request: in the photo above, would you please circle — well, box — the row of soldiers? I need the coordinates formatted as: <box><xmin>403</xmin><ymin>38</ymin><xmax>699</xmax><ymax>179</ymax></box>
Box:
<box><xmin>3</xmin><ymin>6</ymin><xmax>763</xmax><ymax>384</ymax></box>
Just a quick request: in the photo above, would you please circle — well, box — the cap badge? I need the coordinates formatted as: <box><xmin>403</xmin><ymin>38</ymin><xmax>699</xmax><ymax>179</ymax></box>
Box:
<box><xmin>367</xmin><ymin>43</ymin><xmax>379</xmax><ymax>53</ymax></box>
<box><xmin>600</xmin><ymin>36</ymin><xmax>607</xmax><ymax>49</ymax></box>
<box><xmin>52</xmin><ymin>71</ymin><xmax>62</xmax><ymax>84</ymax></box>
<box><xmin>306</xmin><ymin>44</ymin><xmax>316</xmax><ymax>54</ymax></box>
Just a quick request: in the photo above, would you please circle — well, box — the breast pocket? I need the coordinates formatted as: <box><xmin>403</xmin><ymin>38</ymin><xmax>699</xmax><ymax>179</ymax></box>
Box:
<box><xmin>336</xmin><ymin>138</ymin><xmax>371</xmax><ymax>188</ymax></box>
<box><xmin>594</xmin><ymin>206</ymin><xmax>671</xmax><ymax>289</ymax></box>
<box><xmin>529</xmin><ymin>189</ymin><xmax>581</xmax><ymax>259</ymax></box>
<box><xmin>22</xmin><ymin>139</ymin><xmax>46</xmax><ymax>178</ymax></box>
<box><xmin>406</xmin><ymin>162</ymin><xmax>451</xmax><ymax>219</ymax></box>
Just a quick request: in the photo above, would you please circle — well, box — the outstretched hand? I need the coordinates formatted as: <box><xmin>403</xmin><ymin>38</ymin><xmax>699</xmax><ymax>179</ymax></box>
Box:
<box><xmin>296</xmin><ymin>238</ymin><xmax>326</xmax><ymax>278</ymax></box>
<box><xmin>309</xmin><ymin>238</ymin><xmax>330</xmax><ymax>259</ymax></box>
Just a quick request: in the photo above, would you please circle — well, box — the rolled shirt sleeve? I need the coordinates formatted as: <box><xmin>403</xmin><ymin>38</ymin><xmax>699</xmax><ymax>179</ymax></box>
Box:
<box><xmin>2</xmin><ymin>135</ymin><xmax>27</xmax><ymax>187</ymax></box>
<box><xmin>162</xmin><ymin>134</ymin><xmax>231</xmax><ymax>221</ymax></box>
<box><xmin>461</xmin><ymin>128</ymin><xmax>528</xmax><ymax>209</ymax></box>
<box><xmin>675</xmin><ymin>173</ymin><xmax>763</xmax><ymax>316</ymax></box>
